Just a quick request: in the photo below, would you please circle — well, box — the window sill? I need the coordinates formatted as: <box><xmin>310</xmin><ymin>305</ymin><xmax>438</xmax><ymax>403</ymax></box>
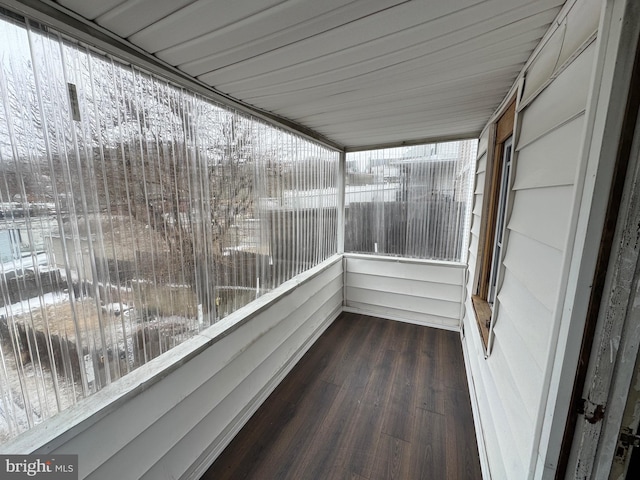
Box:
<box><xmin>471</xmin><ymin>295</ymin><xmax>492</xmax><ymax>350</ymax></box>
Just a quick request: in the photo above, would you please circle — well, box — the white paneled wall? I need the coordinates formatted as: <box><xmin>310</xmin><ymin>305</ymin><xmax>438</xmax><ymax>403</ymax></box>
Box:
<box><xmin>467</xmin><ymin>127</ymin><xmax>490</xmax><ymax>300</ymax></box>
<box><xmin>463</xmin><ymin>12</ymin><xmax>597</xmax><ymax>477</ymax></box>
<box><xmin>520</xmin><ymin>0</ymin><xmax>600</xmax><ymax>106</ymax></box>
<box><xmin>344</xmin><ymin>254</ymin><xmax>466</xmax><ymax>330</ymax></box>
<box><xmin>10</xmin><ymin>257</ymin><xmax>342</xmax><ymax>480</ymax></box>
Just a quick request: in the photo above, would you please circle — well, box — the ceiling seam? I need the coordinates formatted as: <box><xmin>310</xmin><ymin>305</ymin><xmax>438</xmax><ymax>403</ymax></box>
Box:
<box><xmin>187</xmin><ymin>0</ymin><xmax>415</xmax><ymax>76</ymax></box>
<box><xmin>198</xmin><ymin>0</ymin><xmax>558</xmax><ymax>83</ymax></box>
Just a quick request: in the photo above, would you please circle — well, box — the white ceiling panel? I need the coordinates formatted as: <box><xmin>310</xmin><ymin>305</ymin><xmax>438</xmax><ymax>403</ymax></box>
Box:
<box><xmin>57</xmin><ymin>0</ymin><xmax>125</xmax><ymax>20</ymax></box>
<box><xmin>202</xmin><ymin>1</ymin><xmax>558</xmax><ymax>90</ymax></box>
<box><xmin>221</xmin><ymin>23</ymin><xmax>546</xmax><ymax>100</ymax></box>
<box><xmin>297</xmin><ymin>83</ymin><xmax>516</xmax><ymax>126</ymax></box>
<box><xmin>129</xmin><ymin>0</ymin><xmax>287</xmax><ymax>53</ymax></box>
<box><xmin>304</xmin><ymin>81</ymin><xmax>512</xmax><ymax>116</ymax></box>
<box><xmin>95</xmin><ymin>0</ymin><xmax>196</xmax><ymax>38</ymax></box>
<box><xmin>196</xmin><ymin>0</ymin><xmax>484</xmax><ymax>86</ymax></box>
<box><xmin>47</xmin><ymin>0</ymin><xmax>567</xmax><ymax>148</ymax></box>
<box><xmin>254</xmin><ymin>62</ymin><xmax>522</xmax><ymax>115</ymax></box>
<box><xmin>165</xmin><ymin>0</ymin><xmax>406</xmax><ymax>72</ymax></box>
<box><xmin>310</xmin><ymin>102</ymin><xmax>504</xmax><ymax>135</ymax></box>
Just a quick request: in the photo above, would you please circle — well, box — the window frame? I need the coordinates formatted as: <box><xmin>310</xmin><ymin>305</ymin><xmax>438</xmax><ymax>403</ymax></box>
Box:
<box><xmin>488</xmin><ymin>136</ymin><xmax>513</xmax><ymax>306</ymax></box>
<box><xmin>472</xmin><ymin>99</ymin><xmax>516</xmax><ymax>349</ymax></box>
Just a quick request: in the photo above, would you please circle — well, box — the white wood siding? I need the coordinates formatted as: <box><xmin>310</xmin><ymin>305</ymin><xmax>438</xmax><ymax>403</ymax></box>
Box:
<box><xmin>344</xmin><ymin>254</ymin><xmax>465</xmax><ymax>330</ymax></box>
<box><xmin>463</xmin><ymin>18</ymin><xmax>597</xmax><ymax>478</ymax></box>
<box><xmin>21</xmin><ymin>257</ymin><xmax>343</xmax><ymax>480</ymax></box>
<box><xmin>467</xmin><ymin>127</ymin><xmax>490</xmax><ymax>297</ymax></box>
<box><xmin>520</xmin><ymin>0</ymin><xmax>600</xmax><ymax>106</ymax></box>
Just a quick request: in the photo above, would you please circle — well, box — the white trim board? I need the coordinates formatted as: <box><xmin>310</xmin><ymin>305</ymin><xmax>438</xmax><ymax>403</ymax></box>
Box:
<box><xmin>341</xmin><ymin>306</ymin><xmax>461</xmax><ymax>332</ymax></box>
<box><xmin>462</xmin><ymin>326</ymin><xmax>493</xmax><ymax>480</ymax></box>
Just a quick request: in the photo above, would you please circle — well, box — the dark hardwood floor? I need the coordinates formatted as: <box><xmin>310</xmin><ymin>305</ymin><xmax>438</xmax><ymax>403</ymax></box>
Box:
<box><xmin>202</xmin><ymin>312</ymin><xmax>482</xmax><ymax>480</ymax></box>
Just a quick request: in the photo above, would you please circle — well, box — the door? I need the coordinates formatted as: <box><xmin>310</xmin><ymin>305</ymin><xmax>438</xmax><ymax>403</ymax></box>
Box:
<box><xmin>566</xmin><ymin>64</ymin><xmax>640</xmax><ymax>480</ymax></box>
<box><xmin>610</xmin><ymin>347</ymin><xmax>640</xmax><ymax>479</ymax></box>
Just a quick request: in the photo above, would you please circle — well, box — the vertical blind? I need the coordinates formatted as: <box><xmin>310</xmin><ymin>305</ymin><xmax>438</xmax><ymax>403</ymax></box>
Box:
<box><xmin>0</xmin><ymin>15</ymin><xmax>338</xmax><ymax>443</ymax></box>
<box><xmin>345</xmin><ymin>141</ymin><xmax>477</xmax><ymax>261</ymax></box>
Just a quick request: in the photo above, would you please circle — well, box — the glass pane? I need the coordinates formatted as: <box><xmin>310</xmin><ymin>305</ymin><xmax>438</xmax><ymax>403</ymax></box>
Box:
<box><xmin>0</xmin><ymin>13</ymin><xmax>338</xmax><ymax>443</ymax></box>
<box><xmin>345</xmin><ymin>141</ymin><xmax>477</xmax><ymax>262</ymax></box>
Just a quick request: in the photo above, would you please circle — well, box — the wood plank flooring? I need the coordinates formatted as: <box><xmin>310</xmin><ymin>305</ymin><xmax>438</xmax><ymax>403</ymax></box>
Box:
<box><xmin>201</xmin><ymin>312</ymin><xmax>482</xmax><ymax>480</ymax></box>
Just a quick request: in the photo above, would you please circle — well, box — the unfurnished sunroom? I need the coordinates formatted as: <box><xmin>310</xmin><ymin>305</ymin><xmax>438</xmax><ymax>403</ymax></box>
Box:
<box><xmin>0</xmin><ymin>0</ymin><xmax>639</xmax><ymax>479</ymax></box>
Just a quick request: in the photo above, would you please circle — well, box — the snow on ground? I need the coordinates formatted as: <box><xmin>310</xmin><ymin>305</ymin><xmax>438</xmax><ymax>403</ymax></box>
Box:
<box><xmin>0</xmin><ymin>291</ymin><xmax>69</xmax><ymax>318</ymax></box>
<box><xmin>0</xmin><ymin>347</ymin><xmax>80</xmax><ymax>444</ymax></box>
<box><xmin>0</xmin><ymin>281</ymin><xmax>202</xmax><ymax>444</ymax></box>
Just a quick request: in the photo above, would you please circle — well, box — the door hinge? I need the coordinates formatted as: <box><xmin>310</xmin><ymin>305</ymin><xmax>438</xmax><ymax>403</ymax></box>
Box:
<box><xmin>620</xmin><ymin>428</ymin><xmax>640</xmax><ymax>448</ymax></box>
<box><xmin>615</xmin><ymin>427</ymin><xmax>640</xmax><ymax>462</ymax></box>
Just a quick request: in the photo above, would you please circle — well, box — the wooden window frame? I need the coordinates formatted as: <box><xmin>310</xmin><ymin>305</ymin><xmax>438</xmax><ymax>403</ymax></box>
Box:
<box><xmin>472</xmin><ymin>99</ymin><xmax>516</xmax><ymax>349</ymax></box>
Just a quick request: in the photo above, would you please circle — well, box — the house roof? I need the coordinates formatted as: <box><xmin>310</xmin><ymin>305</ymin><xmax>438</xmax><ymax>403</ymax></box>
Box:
<box><xmin>13</xmin><ymin>0</ymin><xmax>566</xmax><ymax>149</ymax></box>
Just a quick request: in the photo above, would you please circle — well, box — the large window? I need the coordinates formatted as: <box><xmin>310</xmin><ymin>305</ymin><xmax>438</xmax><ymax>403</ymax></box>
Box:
<box><xmin>472</xmin><ymin>100</ymin><xmax>515</xmax><ymax>348</ymax></box>
<box><xmin>0</xmin><ymin>14</ymin><xmax>338</xmax><ymax>443</ymax></box>
<box><xmin>345</xmin><ymin>141</ymin><xmax>477</xmax><ymax>262</ymax></box>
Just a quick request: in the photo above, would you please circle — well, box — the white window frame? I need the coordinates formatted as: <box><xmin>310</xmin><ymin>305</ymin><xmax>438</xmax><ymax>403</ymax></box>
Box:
<box><xmin>488</xmin><ymin>136</ymin><xmax>513</xmax><ymax>307</ymax></box>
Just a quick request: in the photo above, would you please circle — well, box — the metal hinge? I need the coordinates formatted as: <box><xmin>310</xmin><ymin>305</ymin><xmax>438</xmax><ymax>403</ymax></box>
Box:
<box><xmin>620</xmin><ymin>428</ymin><xmax>640</xmax><ymax>448</ymax></box>
<box><xmin>615</xmin><ymin>427</ymin><xmax>640</xmax><ymax>462</ymax></box>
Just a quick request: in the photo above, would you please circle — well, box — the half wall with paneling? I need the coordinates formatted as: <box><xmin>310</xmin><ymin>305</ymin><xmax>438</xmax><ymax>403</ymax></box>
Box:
<box><xmin>344</xmin><ymin>254</ymin><xmax>466</xmax><ymax>331</ymax></box>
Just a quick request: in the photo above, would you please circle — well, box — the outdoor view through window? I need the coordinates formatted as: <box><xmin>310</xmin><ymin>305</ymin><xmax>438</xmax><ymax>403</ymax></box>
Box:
<box><xmin>0</xmin><ymin>14</ymin><xmax>338</xmax><ymax>443</ymax></box>
<box><xmin>346</xmin><ymin>142</ymin><xmax>476</xmax><ymax>261</ymax></box>
<box><xmin>0</xmin><ymin>12</ymin><xmax>476</xmax><ymax>445</ymax></box>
